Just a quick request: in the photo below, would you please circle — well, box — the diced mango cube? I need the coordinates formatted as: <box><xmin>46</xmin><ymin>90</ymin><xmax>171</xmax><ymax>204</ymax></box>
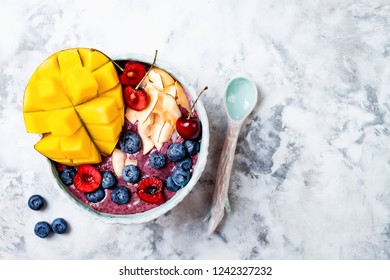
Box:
<box><xmin>60</xmin><ymin>126</ymin><xmax>91</xmax><ymax>159</ymax></box>
<box><xmin>37</xmin><ymin>77</ymin><xmax>72</xmax><ymax>110</ymax></box>
<box><xmin>79</xmin><ymin>48</ymin><xmax>109</xmax><ymax>71</ymax></box>
<box><xmin>99</xmin><ymin>83</ymin><xmax>124</xmax><ymax>109</ymax></box>
<box><xmin>23</xmin><ymin>82</ymin><xmax>41</xmax><ymax>112</ymax></box>
<box><xmin>64</xmin><ymin>67</ymin><xmax>98</xmax><ymax>105</ymax></box>
<box><xmin>75</xmin><ymin>96</ymin><xmax>118</xmax><ymax>124</ymax></box>
<box><xmin>86</xmin><ymin>114</ymin><xmax>122</xmax><ymax>141</ymax></box>
<box><xmin>57</xmin><ymin>49</ymin><xmax>82</xmax><ymax>74</ymax></box>
<box><xmin>71</xmin><ymin>142</ymin><xmax>101</xmax><ymax>165</ymax></box>
<box><xmin>34</xmin><ymin>134</ymin><xmax>66</xmax><ymax>159</ymax></box>
<box><xmin>52</xmin><ymin>158</ymin><xmax>75</xmax><ymax>166</ymax></box>
<box><xmin>93</xmin><ymin>62</ymin><xmax>119</xmax><ymax>94</ymax></box>
<box><xmin>94</xmin><ymin>136</ymin><xmax>119</xmax><ymax>156</ymax></box>
<box><xmin>24</xmin><ymin>111</ymin><xmax>51</xmax><ymax>134</ymax></box>
<box><xmin>37</xmin><ymin>54</ymin><xmax>61</xmax><ymax>79</ymax></box>
<box><xmin>48</xmin><ymin>107</ymin><xmax>82</xmax><ymax>136</ymax></box>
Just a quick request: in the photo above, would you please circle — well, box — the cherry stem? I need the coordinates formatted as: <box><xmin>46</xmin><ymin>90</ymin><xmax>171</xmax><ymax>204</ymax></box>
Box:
<box><xmin>135</xmin><ymin>50</ymin><xmax>158</xmax><ymax>90</ymax></box>
<box><xmin>188</xmin><ymin>86</ymin><xmax>208</xmax><ymax>119</ymax></box>
<box><xmin>91</xmin><ymin>48</ymin><xmax>124</xmax><ymax>72</ymax></box>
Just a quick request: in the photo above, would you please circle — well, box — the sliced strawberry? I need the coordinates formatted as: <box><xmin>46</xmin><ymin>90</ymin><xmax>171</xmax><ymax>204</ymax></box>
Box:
<box><xmin>137</xmin><ymin>177</ymin><xmax>165</xmax><ymax>204</ymax></box>
<box><xmin>123</xmin><ymin>86</ymin><xmax>148</xmax><ymax>111</ymax></box>
<box><xmin>119</xmin><ymin>62</ymin><xmax>146</xmax><ymax>87</ymax></box>
<box><xmin>73</xmin><ymin>164</ymin><xmax>102</xmax><ymax>193</ymax></box>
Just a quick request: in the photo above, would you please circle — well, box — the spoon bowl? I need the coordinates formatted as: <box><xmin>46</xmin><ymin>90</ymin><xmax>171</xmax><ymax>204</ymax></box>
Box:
<box><xmin>225</xmin><ymin>76</ymin><xmax>258</xmax><ymax>122</ymax></box>
<box><xmin>207</xmin><ymin>75</ymin><xmax>258</xmax><ymax>234</ymax></box>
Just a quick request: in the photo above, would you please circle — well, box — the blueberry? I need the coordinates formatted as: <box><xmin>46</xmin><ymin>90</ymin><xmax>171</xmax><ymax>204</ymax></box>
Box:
<box><xmin>165</xmin><ymin>176</ymin><xmax>181</xmax><ymax>192</ymax></box>
<box><xmin>119</xmin><ymin>132</ymin><xmax>141</xmax><ymax>154</ymax></box>
<box><xmin>51</xmin><ymin>218</ymin><xmax>68</xmax><ymax>234</ymax></box>
<box><xmin>183</xmin><ymin>140</ymin><xmax>200</xmax><ymax>156</ymax></box>
<box><xmin>177</xmin><ymin>157</ymin><xmax>193</xmax><ymax>171</ymax></box>
<box><xmin>28</xmin><ymin>194</ymin><xmax>45</xmax><ymax>211</ymax></box>
<box><xmin>167</xmin><ymin>143</ymin><xmax>186</xmax><ymax>162</ymax></box>
<box><xmin>122</xmin><ymin>164</ymin><xmax>140</xmax><ymax>183</ymax></box>
<box><xmin>111</xmin><ymin>186</ymin><xmax>131</xmax><ymax>205</ymax></box>
<box><xmin>59</xmin><ymin>167</ymin><xmax>76</xmax><ymax>185</ymax></box>
<box><xmin>86</xmin><ymin>187</ymin><xmax>106</xmax><ymax>203</ymax></box>
<box><xmin>149</xmin><ymin>152</ymin><xmax>166</xmax><ymax>169</ymax></box>
<box><xmin>171</xmin><ymin>168</ymin><xmax>191</xmax><ymax>187</ymax></box>
<box><xmin>34</xmin><ymin>221</ymin><xmax>51</xmax><ymax>238</ymax></box>
<box><xmin>101</xmin><ymin>171</ymin><xmax>117</xmax><ymax>189</ymax></box>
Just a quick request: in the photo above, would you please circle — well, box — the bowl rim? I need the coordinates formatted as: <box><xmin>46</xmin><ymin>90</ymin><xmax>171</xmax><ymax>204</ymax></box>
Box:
<box><xmin>45</xmin><ymin>52</ymin><xmax>209</xmax><ymax>224</ymax></box>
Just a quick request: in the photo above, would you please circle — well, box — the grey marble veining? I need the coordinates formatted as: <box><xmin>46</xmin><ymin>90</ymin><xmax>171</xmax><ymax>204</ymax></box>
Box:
<box><xmin>1</xmin><ymin>0</ymin><xmax>390</xmax><ymax>259</ymax></box>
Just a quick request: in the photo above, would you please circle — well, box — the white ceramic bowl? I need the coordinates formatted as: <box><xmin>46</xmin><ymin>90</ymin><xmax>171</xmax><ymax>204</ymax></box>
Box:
<box><xmin>45</xmin><ymin>53</ymin><xmax>209</xmax><ymax>224</ymax></box>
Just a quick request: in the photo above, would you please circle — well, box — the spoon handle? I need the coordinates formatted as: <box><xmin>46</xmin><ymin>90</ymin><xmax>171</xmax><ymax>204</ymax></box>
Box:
<box><xmin>208</xmin><ymin>121</ymin><xmax>242</xmax><ymax>234</ymax></box>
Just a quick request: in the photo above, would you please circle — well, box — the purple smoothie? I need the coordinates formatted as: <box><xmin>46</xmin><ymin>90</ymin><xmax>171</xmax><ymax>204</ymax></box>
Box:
<box><xmin>55</xmin><ymin>96</ymin><xmax>200</xmax><ymax>215</ymax></box>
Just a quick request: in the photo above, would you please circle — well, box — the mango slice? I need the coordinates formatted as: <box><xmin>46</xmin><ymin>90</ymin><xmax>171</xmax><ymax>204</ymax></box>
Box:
<box><xmin>92</xmin><ymin>62</ymin><xmax>119</xmax><ymax>94</ymax></box>
<box><xmin>79</xmin><ymin>48</ymin><xmax>109</xmax><ymax>71</ymax></box>
<box><xmin>64</xmin><ymin>67</ymin><xmax>98</xmax><ymax>105</ymax></box>
<box><xmin>23</xmin><ymin>48</ymin><xmax>124</xmax><ymax>166</ymax></box>
<box><xmin>48</xmin><ymin>107</ymin><xmax>82</xmax><ymax>137</ymax></box>
<box><xmin>24</xmin><ymin>111</ymin><xmax>51</xmax><ymax>134</ymax></box>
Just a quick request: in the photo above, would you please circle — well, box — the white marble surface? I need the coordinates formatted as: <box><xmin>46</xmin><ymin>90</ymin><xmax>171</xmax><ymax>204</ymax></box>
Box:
<box><xmin>1</xmin><ymin>0</ymin><xmax>390</xmax><ymax>260</ymax></box>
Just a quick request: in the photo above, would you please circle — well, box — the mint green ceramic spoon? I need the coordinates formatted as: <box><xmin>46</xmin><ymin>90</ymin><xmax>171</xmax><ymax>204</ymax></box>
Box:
<box><xmin>207</xmin><ymin>75</ymin><xmax>258</xmax><ymax>234</ymax></box>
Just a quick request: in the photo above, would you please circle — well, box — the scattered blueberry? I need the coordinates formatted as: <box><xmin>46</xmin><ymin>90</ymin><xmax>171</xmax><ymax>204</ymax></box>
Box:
<box><xmin>165</xmin><ymin>176</ymin><xmax>181</xmax><ymax>192</ymax></box>
<box><xmin>172</xmin><ymin>168</ymin><xmax>191</xmax><ymax>187</ymax></box>
<box><xmin>119</xmin><ymin>132</ymin><xmax>141</xmax><ymax>154</ymax></box>
<box><xmin>86</xmin><ymin>187</ymin><xmax>106</xmax><ymax>203</ymax></box>
<box><xmin>34</xmin><ymin>221</ymin><xmax>51</xmax><ymax>238</ymax></box>
<box><xmin>183</xmin><ymin>140</ymin><xmax>200</xmax><ymax>156</ymax></box>
<box><xmin>177</xmin><ymin>157</ymin><xmax>193</xmax><ymax>171</ymax></box>
<box><xmin>28</xmin><ymin>194</ymin><xmax>45</xmax><ymax>211</ymax></box>
<box><xmin>167</xmin><ymin>143</ymin><xmax>186</xmax><ymax>162</ymax></box>
<box><xmin>51</xmin><ymin>218</ymin><xmax>68</xmax><ymax>234</ymax></box>
<box><xmin>149</xmin><ymin>152</ymin><xmax>166</xmax><ymax>169</ymax></box>
<box><xmin>111</xmin><ymin>186</ymin><xmax>131</xmax><ymax>205</ymax></box>
<box><xmin>122</xmin><ymin>164</ymin><xmax>140</xmax><ymax>183</ymax></box>
<box><xmin>59</xmin><ymin>167</ymin><xmax>76</xmax><ymax>185</ymax></box>
<box><xmin>101</xmin><ymin>171</ymin><xmax>117</xmax><ymax>189</ymax></box>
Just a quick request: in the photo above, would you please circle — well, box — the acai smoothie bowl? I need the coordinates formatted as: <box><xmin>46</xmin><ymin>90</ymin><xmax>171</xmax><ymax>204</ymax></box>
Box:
<box><xmin>23</xmin><ymin>48</ymin><xmax>209</xmax><ymax>223</ymax></box>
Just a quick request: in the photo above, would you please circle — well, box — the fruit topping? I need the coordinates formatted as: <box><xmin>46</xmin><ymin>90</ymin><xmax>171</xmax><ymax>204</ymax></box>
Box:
<box><xmin>122</xmin><ymin>50</ymin><xmax>158</xmax><ymax>112</ymax></box>
<box><xmin>177</xmin><ymin>157</ymin><xmax>193</xmax><ymax>171</ymax></box>
<box><xmin>23</xmin><ymin>48</ymin><xmax>124</xmax><ymax>166</ymax></box>
<box><xmin>123</xmin><ymin>86</ymin><xmax>148</xmax><ymax>111</ymax></box>
<box><xmin>111</xmin><ymin>186</ymin><xmax>131</xmax><ymax>205</ymax></box>
<box><xmin>112</xmin><ymin>148</ymin><xmax>126</xmax><ymax>177</ymax></box>
<box><xmin>101</xmin><ymin>171</ymin><xmax>118</xmax><ymax>189</ymax></box>
<box><xmin>59</xmin><ymin>167</ymin><xmax>76</xmax><ymax>185</ymax></box>
<box><xmin>149</xmin><ymin>152</ymin><xmax>166</xmax><ymax>169</ymax></box>
<box><xmin>176</xmin><ymin>86</ymin><xmax>207</xmax><ymax>140</ymax></box>
<box><xmin>73</xmin><ymin>164</ymin><xmax>102</xmax><ymax>193</ymax></box>
<box><xmin>121</xmin><ymin>164</ymin><xmax>140</xmax><ymax>183</ymax></box>
<box><xmin>183</xmin><ymin>139</ymin><xmax>200</xmax><ymax>155</ymax></box>
<box><xmin>119</xmin><ymin>131</ymin><xmax>141</xmax><ymax>154</ymax></box>
<box><xmin>119</xmin><ymin>62</ymin><xmax>146</xmax><ymax>87</ymax></box>
<box><xmin>51</xmin><ymin>218</ymin><xmax>68</xmax><ymax>234</ymax></box>
<box><xmin>165</xmin><ymin>176</ymin><xmax>181</xmax><ymax>192</ymax></box>
<box><xmin>86</xmin><ymin>187</ymin><xmax>106</xmax><ymax>203</ymax></box>
<box><xmin>137</xmin><ymin>177</ymin><xmax>165</xmax><ymax>204</ymax></box>
<box><xmin>167</xmin><ymin>143</ymin><xmax>186</xmax><ymax>162</ymax></box>
<box><xmin>172</xmin><ymin>168</ymin><xmax>191</xmax><ymax>187</ymax></box>
<box><xmin>28</xmin><ymin>194</ymin><xmax>45</xmax><ymax>211</ymax></box>
<box><xmin>34</xmin><ymin>221</ymin><xmax>51</xmax><ymax>238</ymax></box>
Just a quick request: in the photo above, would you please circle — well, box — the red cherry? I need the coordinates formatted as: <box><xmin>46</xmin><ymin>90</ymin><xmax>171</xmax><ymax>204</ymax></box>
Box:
<box><xmin>119</xmin><ymin>62</ymin><xmax>146</xmax><ymax>87</ymax></box>
<box><xmin>73</xmin><ymin>165</ymin><xmax>102</xmax><ymax>193</ymax></box>
<box><xmin>137</xmin><ymin>177</ymin><xmax>165</xmax><ymax>204</ymax></box>
<box><xmin>176</xmin><ymin>116</ymin><xmax>201</xmax><ymax>140</ymax></box>
<box><xmin>123</xmin><ymin>86</ymin><xmax>148</xmax><ymax>111</ymax></box>
<box><xmin>175</xmin><ymin>86</ymin><xmax>207</xmax><ymax>140</ymax></box>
